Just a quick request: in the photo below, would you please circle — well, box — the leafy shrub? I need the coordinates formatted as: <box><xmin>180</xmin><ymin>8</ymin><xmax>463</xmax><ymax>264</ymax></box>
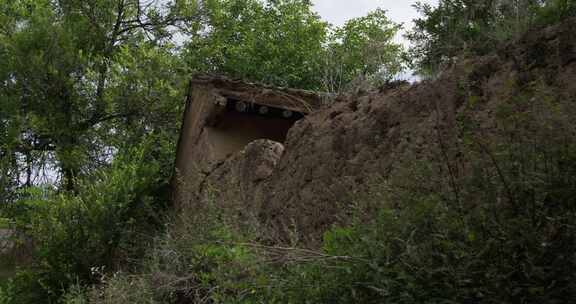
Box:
<box><xmin>535</xmin><ymin>0</ymin><xmax>576</xmax><ymax>25</ymax></box>
<box><xmin>4</xmin><ymin>143</ymin><xmax>170</xmax><ymax>303</ymax></box>
<box><xmin>76</xmin><ymin>188</ymin><xmax>270</xmax><ymax>304</ymax></box>
<box><xmin>0</xmin><ymin>281</ymin><xmax>14</xmax><ymax>304</ymax></box>
<box><xmin>408</xmin><ymin>0</ymin><xmax>576</xmax><ymax>76</ymax></box>
<box><xmin>0</xmin><ymin>219</ymin><xmax>9</xmax><ymax>229</ymax></box>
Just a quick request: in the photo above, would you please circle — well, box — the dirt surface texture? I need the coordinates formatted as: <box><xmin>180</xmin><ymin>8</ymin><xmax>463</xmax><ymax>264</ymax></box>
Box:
<box><xmin>180</xmin><ymin>17</ymin><xmax>576</xmax><ymax>247</ymax></box>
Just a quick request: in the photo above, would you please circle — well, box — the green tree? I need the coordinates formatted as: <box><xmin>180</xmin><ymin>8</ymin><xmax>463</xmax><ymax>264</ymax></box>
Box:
<box><xmin>536</xmin><ymin>0</ymin><xmax>576</xmax><ymax>23</ymax></box>
<box><xmin>184</xmin><ymin>0</ymin><xmax>329</xmax><ymax>89</ymax></box>
<box><xmin>323</xmin><ymin>8</ymin><xmax>405</xmax><ymax>93</ymax></box>
<box><xmin>408</xmin><ymin>0</ymin><xmax>542</xmax><ymax>74</ymax></box>
<box><xmin>183</xmin><ymin>1</ymin><xmax>405</xmax><ymax>92</ymax></box>
<box><xmin>0</xmin><ymin>0</ymin><xmax>194</xmax><ymax>194</ymax></box>
<box><xmin>407</xmin><ymin>0</ymin><xmax>556</xmax><ymax>76</ymax></box>
<box><xmin>5</xmin><ymin>142</ymin><xmax>170</xmax><ymax>303</ymax></box>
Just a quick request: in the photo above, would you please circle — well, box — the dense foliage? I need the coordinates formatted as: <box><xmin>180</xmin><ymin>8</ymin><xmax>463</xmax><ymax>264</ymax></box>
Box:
<box><xmin>408</xmin><ymin>0</ymin><xmax>576</xmax><ymax>75</ymax></box>
<box><xmin>62</xmin><ymin>64</ymin><xmax>576</xmax><ymax>304</ymax></box>
<box><xmin>0</xmin><ymin>1</ymin><xmax>407</xmax><ymax>302</ymax></box>
<box><xmin>1</xmin><ymin>141</ymin><xmax>172</xmax><ymax>303</ymax></box>
<box><xmin>1</xmin><ymin>0</ymin><xmax>576</xmax><ymax>303</ymax></box>
<box><xmin>183</xmin><ymin>0</ymin><xmax>405</xmax><ymax>91</ymax></box>
<box><xmin>0</xmin><ymin>0</ymin><xmax>190</xmax><ymax>195</ymax></box>
<box><xmin>322</xmin><ymin>8</ymin><xmax>405</xmax><ymax>92</ymax></box>
<box><xmin>184</xmin><ymin>0</ymin><xmax>329</xmax><ymax>89</ymax></box>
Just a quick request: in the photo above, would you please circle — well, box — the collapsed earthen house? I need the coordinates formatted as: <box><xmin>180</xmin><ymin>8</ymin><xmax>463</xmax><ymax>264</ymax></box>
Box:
<box><xmin>173</xmin><ymin>17</ymin><xmax>576</xmax><ymax>247</ymax></box>
<box><xmin>173</xmin><ymin>74</ymin><xmax>323</xmax><ymax>210</ymax></box>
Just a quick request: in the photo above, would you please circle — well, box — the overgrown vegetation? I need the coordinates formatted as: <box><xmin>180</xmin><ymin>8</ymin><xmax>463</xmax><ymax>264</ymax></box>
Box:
<box><xmin>183</xmin><ymin>0</ymin><xmax>405</xmax><ymax>92</ymax></box>
<box><xmin>0</xmin><ymin>219</ymin><xmax>9</xmax><ymax>229</ymax></box>
<box><xmin>408</xmin><ymin>0</ymin><xmax>576</xmax><ymax>75</ymax></box>
<box><xmin>0</xmin><ymin>1</ymin><xmax>406</xmax><ymax>301</ymax></box>
<box><xmin>57</xmin><ymin>75</ymin><xmax>576</xmax><ymax>303</ymax></box>
<box><xmin>1</xmin><ymin>0</ymin><xmax>576</xmax><ymax>303</ymax></box>
<box><xmin>277</xmin><ymin>80</ymin><xmax>576</xmax><ymax>303</ymax></box>
<box><xmin>0</xmin><ymin>141</ymin><xmax>172</xmax><ymax>303</ymax></box>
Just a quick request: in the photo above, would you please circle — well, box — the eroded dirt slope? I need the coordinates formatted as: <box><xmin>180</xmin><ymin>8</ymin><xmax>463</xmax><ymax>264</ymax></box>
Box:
<box><xmin>195</xmin><ymin>17</ymin><xmax>576</xmax><ymax>246</ymax></box>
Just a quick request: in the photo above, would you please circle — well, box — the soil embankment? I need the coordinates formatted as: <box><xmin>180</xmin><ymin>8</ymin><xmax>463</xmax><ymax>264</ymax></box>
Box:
<box><xmin>187</xmin><ymin>17</ymin><xmax>576</xmax><ymax>246</ymax></box>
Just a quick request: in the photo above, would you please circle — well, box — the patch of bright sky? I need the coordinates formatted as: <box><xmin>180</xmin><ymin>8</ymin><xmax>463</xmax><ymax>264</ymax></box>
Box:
<box><xmin>312</xmin><ymin>0</ymin><xmax>439</xmax><ymax>80</ymax></box>
<box><xmin>311</xmin><ymin>0</ymin><xmax>439</xmax><ymax>46</ymax></box>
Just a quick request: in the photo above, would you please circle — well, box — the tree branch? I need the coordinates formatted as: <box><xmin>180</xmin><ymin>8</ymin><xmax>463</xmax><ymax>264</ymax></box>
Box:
<box><xmin>79</xmin><ymin>111</ymin><xmax>138</xmax><ymax>131</ymax></box>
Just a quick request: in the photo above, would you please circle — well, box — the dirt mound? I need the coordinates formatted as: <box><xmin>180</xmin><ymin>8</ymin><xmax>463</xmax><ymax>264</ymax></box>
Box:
<box><xmin>189</xmin><ymin>17</ymin><xmax>576</xmax><ymax>246</ymax></box>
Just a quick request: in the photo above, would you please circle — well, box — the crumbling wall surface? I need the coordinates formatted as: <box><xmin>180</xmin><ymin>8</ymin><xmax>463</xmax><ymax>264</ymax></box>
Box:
<box><xmin>183</xmin><ymin>17</ymin><xmax>576</xmax><ymax>246</ymax></box>
<box><xmin>189</xmin><ymin>67</ymin><xmax>462</xmax><ymax>245</ymax></box>
<box><xmin>256</xmin><ymin>17</ymin><xmax>576</xmax><ymax>245</ymax></box>
<box><xmin>190</xmin><ymin>76</ymin><xmax>454</xmax><ymax>245</ymax></box>
<box><xmin>198</xmin><ymin>139</ymin><xmax>285</xmax><ymax>232</ymax></box>
<box><xmin>173</xmin><ymin>85</ymin><xmax>220</xmax><ymax>207</ymax></box>
<box><xmin>258</xmin><ymin>84</ymin><xmax>452</xmax><ymax>245</ymax></box>
<box><xmin>173</xmin><ymin>80</ymin><xmax>306</xmax><ymax>209</ymax></box>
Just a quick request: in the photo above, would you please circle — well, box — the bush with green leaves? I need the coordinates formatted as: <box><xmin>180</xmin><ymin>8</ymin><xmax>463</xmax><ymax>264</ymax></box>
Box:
<box><xmin>3</xmin><ymin>142</ymin><xmax>171</xmax><ymax>303</ymax></box>
<box><xmin>64</xmin><ymin>188</ymin><xmax>272</xmax><ymax>304</ymax></box>
<box><xmin>0</xmin><ymin>219</ymin><xmax>9</xmax><ymax>229</ymax></box>
<box><xmin>409</xmin><ymin>0</ymin><xmax>576</xmax><ymax>76</ymax></box>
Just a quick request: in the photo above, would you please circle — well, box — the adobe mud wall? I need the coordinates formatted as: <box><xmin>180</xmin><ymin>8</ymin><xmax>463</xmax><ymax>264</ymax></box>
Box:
<box><xmin>173</xmin><ymin>76</ymin><xmax>322</xmax><ymax>210</ymax></box>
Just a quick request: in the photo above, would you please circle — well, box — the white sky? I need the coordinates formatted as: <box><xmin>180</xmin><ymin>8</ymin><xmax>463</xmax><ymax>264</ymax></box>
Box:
<box><xmin>311</xmin><ymin>0</ymin><xmax>439</xmax><ymax>45</ymax></box>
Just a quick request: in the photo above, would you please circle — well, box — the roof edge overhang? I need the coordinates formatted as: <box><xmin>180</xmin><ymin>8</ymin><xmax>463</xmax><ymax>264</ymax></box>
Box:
<box><xmin>190</xmin><ymin>74</ymin><xmax>325</xmax><ymax>114</ymax></box>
